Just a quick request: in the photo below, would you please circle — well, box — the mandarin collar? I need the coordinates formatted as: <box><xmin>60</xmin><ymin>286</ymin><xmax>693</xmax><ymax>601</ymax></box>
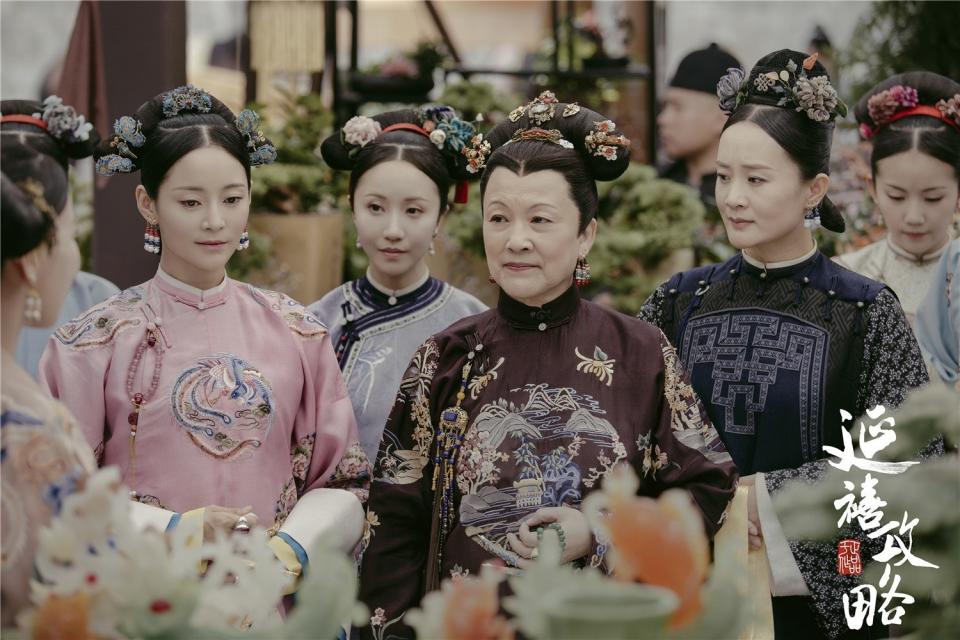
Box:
<box><xmin>739</xmin><ymin>244</ymin><xmax>820</xmax><ymax>281</ymax></box>
<box><xmin>886</xmin><ymin>235</ymin><xmax>952</xmax><ymax>264</ymax></box>
<box><xmin>359</xmin><ymin>268</ymin><xmax>433</xmax><ymax>307</ymax></box>
<box><xmin>497</xmin><ymin>283</ymin><xmax>580</xmax><ymax>331</ymax></box>
<box><xmin>154</xmin><ymin>268</ymin><xmax>229</xmax><ymax>310</ymax></box>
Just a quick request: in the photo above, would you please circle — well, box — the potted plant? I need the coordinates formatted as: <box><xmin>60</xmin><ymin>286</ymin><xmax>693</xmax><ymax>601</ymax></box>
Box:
<box><xmin>349</xmin><ymin>41</ymin><xmax>449</xmax><ymax>103</ymax></box>
<box><xmin>588</xmin><ymin>163</ymin><xmax>705</xmax><ymax>313</ymax></box>
<box><xmin>237</xmin><ymin>91</ymin><xmax>350</xmax><ymax>304</ymax></box>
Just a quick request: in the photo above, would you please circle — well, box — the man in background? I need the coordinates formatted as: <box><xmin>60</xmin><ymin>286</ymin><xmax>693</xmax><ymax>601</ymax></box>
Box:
<box><xmin>658</xmin><ymin>43</ymin><xmax>741</xmax><ymax>264</ymax></box>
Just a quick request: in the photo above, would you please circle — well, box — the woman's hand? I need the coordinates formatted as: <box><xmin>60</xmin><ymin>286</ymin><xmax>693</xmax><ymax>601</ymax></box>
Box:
<box><xmin>506</xmin><ymin>506</ymin><xmax>592</xmax><ymax>568</ymax></box>
<box><xmin>742</xmin><ymin>476</ymin><xmax>763</xmax><ymax>550</ymax></box>
<box><xmin>203</xmin><ymin>505</ymin><xmax>258</xmax><ymax>542</ymax></box>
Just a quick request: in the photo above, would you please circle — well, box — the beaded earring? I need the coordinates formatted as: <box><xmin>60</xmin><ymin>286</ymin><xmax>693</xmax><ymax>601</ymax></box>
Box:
<box><xmin>24</xmin><ymin>287</ymin><xmax>42</xmax><ymax>323</ymax></box>
<box><xmin>144</xmin><ymin>223</ymin><xmax>161</xmax><ymax>253</ymax></box>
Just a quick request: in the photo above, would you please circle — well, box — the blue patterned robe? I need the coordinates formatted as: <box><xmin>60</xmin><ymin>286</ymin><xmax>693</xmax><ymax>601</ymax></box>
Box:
<box><xmin>309</xmin><ymin>276</ymin><xmax>487</xmax><ymax>463</ymax></box>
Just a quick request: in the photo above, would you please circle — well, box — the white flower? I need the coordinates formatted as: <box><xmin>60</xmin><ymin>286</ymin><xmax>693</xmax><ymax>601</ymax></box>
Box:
<box><xmin>343</xmin><ymin>115</ymin><xmax>382</xmax><ymax>147</ymax></box>
<box><xmin>429</xmin><ymin>128</ymin><xmax>446</xmax><ymax>148</ymax></box>
<box><xmin>600</xmin><ymin>145</ymin><xmax>618</xmax><ymax>160</ymax></box>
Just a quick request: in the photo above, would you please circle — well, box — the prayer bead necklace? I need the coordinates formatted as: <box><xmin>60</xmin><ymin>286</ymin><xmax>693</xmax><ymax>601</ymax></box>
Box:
<box><xmin>124</xmin><ymin>319</ymin><xmax>165</xmax><ymax>497</ymax></box>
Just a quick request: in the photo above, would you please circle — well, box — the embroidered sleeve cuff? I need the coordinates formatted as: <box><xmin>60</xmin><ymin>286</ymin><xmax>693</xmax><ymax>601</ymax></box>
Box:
<box><xmin>756</xmin><ymin>472</ymin><xmax>810</xmax><ymax>596</ymax></box>
<box><xmin>268</xmin><ymin>533</ymin><xmax>307</xmax><ymax>595</ymax></box>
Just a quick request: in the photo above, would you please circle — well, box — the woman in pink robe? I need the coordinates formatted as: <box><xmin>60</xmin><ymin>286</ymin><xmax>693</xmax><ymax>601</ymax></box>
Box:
<box><xmin>40</xmin><ymin>86</ymin><xmax>369</xmax><ymax>579</ymax></box>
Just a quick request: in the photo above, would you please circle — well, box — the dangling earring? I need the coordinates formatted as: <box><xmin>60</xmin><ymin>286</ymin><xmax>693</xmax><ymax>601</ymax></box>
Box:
<box><xmin>24</xmin><ymin>287</ymin><xmax>42</xmax><ymax>323</ymax></box>
<box><xmin>575</xmin><ymin>255</ymin><xmax>591</xmax><ymax>287</ymax></box>
<box><xmin>803</xmin><ymin>204</ymin><xmax>821</xmax><ymax>230</ymax></box>
<box><xmin>356</xmin><ymin>239</ymin><xmax>362</xmax><ymax>249</ymax></box>
<box><xmin>429</xmin><ymin>242</ymin><xmax>436</xmax><ymax>256</ymax></box>
<box><xmin>144</xmin><ymin>223</ymin><xmax>161</xmax><ymax>254</ymax></box>
<box><xmin>237</xmin><ymin>226</ymin><xmax>250</xmax><ymax>251</ymax></box>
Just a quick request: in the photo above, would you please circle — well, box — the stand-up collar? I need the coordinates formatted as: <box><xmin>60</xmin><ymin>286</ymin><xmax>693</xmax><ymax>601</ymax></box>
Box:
<box><xmin>497</xmin><ymin>283</ymin><xmax>580</xmax><ymax>331</ymax></box>
<box><xmin>358</xmin><ymin>268</ymin><xmax>434</xmax><ymax>308</ymax></box>
<box><xmin>155</xmin><ymin>268</ymin><xmax>229</xmax><ymax>310</ymax></box>
<box><xmin>886</xmin><ymin>235</ymin><xmax>952</xmax><ymax>264</ymax></box>
<box><xmin>741</xmin><ymin>244</ymin><xmax>819</xmax><ymax>280</ymax></box>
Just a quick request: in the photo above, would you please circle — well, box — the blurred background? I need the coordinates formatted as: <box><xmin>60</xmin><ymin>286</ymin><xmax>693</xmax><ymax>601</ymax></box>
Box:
<box><xmin>3</xmin><ymin>0</ymin><xmax>958</xmax><ymax>310</ymax></box>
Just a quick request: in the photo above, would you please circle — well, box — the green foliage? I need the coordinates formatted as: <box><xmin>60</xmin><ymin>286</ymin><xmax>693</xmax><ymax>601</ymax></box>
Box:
<box><xmin>442</xmin><ymin>181</ymin><xmax>484</xmax><ymax>262</ymax></box>
<box><xmin>774</xmin><ymin>385</ymin><xmax>960</xmax><ymax>638</ymax></box>
<box><xmin>590</xmin><ymin>163</ymin><xmax>705</xmax><ymax>312</ymax></box>
<box><xmin>840</xmin><ymin>1</ymin><xmax>960</xmax><ymax>99</ymax></box>
<box><xmin>248</xmin><ymin>91</ymin><xmax>349</xmax><ymax>215</ymax></box>
<box><xmin>226</xmin><ymin>227</ymin><xmax>270</xmax><ymax>281</ymax></box>
<box><xmin>410</xmin><ymin>41</ymin><xmax>449</xmax><ymax>76</ymax></box>
<box><xmin>438</xmin><ymin>79</ymin><xmax>522</xmax><ymax>123</ymax></box>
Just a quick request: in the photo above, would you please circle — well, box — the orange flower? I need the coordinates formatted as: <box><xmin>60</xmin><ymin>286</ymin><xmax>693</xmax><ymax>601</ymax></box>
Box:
<box><xmin>441</xmin><ymin>575</ymin><xmax>514</xmax><ymax>640</ymax></box>
<box><xmin>32</xmin><ymin>592</ymin><xmax>101</xmax><ymax>640</ymax></box>
<box><xmin>802</xmin><ymin>52</ymin><xmax>819</xmax><ymax>71</ymax></box>
<box><xmin>605</xmin><ymin>490</ymin><xmax>709</xmax><ymax>629</ymax></box>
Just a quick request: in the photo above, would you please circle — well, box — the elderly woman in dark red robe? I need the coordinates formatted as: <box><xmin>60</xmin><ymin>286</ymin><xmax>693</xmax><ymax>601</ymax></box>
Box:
<box><xmin>357</xmin><ymin>92</ymin><xmax>739</xmax><ymax>639</ymax></box>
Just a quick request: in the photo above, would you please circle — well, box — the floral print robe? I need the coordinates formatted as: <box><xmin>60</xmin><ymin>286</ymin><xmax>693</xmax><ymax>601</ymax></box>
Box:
<box><xmin>358</xmin><ymin>285</ymin><xmax>738</xmax><ymax>639</ymax></box>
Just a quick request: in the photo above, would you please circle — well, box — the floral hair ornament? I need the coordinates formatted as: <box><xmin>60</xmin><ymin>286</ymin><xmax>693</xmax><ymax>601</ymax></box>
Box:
<box><xmin>506</xmin><ymin>90</ymin><xmax>562</xmax><ymax>125</ymax></box>
<box><xmin>937</xmin><ymin>94</ymin><xmax>960</xmax><ymax>130</ymax></box>
<box><xmin>1</xmin><ymin>95</ymin><xmax>93</xmax><ymax>144</ymax></box>
<box><xmin>32</xmin><ymin>95</ymin><xmax>94</xmax><ymax>142</ymax></box>
<box><xmin>417</xmin><ymin>104</ymin><xmax>477</xmax><ymax>156</ymax></box>
<box><xmin>341</xmin><ymin>115</ymin><xmax>383</xmax><ymax>157</ymax></box>
<box><xmin>161</xmin><ymin>84</ymin><xmax>213</xmax><ymax>118</ymax></box>
<box><xmin>462</xmin><ymin>133</ymin><xmax>492</xmax><ymax>175</ymax></box>
<box><xmin>719</xmin><ymin>51</ymin><xmax>848</xmax><ymax>123</ymax></box>
<box><xmin>235</xmin><ymin>108</ymin><xmax>277</xmax><ymax>166</ymax></box>
<box><xmin>860</xmin><ymin>88</ymin><xmax>960</xmax><ymax>139</ymax></box>
<box><xmin>95</xmin><ymin>115</ymin><xmax>145</xmax><ymax>176</ymax></box>
<box><xmin>584</xmin><ymin>119</ymin><xmax>631</xmax><ymax>161</ymax></box>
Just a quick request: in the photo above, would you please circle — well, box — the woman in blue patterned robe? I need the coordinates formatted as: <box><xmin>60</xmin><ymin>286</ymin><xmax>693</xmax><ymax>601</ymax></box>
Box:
<box><xmin>639</xmin><ymin>50</ymin><xmax>930</xmax><ymax>639</ymax></box>
<box><xmin>311</xmin><ymin>106</ymin><xmax>487</xmax><ymax>463</ymax></box>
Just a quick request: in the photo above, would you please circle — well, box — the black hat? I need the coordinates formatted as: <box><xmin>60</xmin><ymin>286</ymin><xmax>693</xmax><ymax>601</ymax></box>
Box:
<box><xmin>670</xmin><ymin>44</ymin><xmax>741</xmax><ymax>95</ymax></box>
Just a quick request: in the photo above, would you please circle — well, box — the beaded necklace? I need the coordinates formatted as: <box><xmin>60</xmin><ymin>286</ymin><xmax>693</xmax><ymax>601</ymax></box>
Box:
<box><xmin>125</xmin><ymin>318</ymin><xmax>165</xmax><ymax>498</ymax></box>
<box><xmin>427</xmin><ymin>342</ymin><xmax>483</xmax><ymax>586</ymax></box>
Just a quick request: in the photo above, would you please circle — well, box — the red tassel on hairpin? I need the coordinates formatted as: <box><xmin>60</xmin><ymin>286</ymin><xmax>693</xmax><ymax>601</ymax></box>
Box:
<box><xmin>454</xmin><ymin>180</ymin><xmax>469</xmax><ymax>204</ymax></box>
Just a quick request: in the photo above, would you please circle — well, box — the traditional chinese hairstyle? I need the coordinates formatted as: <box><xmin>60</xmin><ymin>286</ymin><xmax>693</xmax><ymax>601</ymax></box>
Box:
<box><xmin>468</xmin><ymin>90</ymin><xmax>631</xmax><ymax>232</ymax></box>
<box><xmin>1</xmin><ymin>97</ymin><xmax>98</xmax><ymax>263</ymax></box>
<box><xmin>320</xmin><ymin>105</ymin><xmax>477</xmax><ymax>212</ymax></box>
<box><xmin>1</xmin><ymin>158</ymin><xmax>63</xmax><ymax>263</ymax></box>
<box><xmin>854</xmin><ymin>71</ymin><xmax>960</xmax><ymax>182</ymax></box>
<box><xmin>716</xmin><ymin>50</ymin><xmax>846</xmax><ymax>232</ymax></box>
<box><xmin>93</xmin><ymin>85</ymin><xmax>276</xmax><ymax>198</ymax></box>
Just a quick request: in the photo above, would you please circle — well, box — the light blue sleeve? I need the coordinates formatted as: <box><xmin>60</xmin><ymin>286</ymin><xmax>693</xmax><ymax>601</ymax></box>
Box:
<box><xmin>15</xmin><ymin>271</ymin><xmax>120</xmax><ymax>380</ymax></box>
<box><xmin>915</xmin><ymin>240</ymin><xmax>960</xmax><ymax>387</ymax></box>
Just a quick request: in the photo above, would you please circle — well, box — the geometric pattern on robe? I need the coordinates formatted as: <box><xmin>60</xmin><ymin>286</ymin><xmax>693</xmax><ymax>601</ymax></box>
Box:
<box><xmin>1</xmin><ymin>354</ymin><xmax>96</xmax><ymax>626</ymax></box>
<box><xmin>309</xmin><ymin>276</ymin><xmax>486</xmax><ymax>463</ymax></box>
<box><xmin>639</xmin><ymin>250</ymin><xmax>930</xmax><ymax>639</ymax></box>
<box><xmin>358</xmin><ymin>285</ymin><xmax>738</xmax><ymax>639</ymax></box>
<box><xmin>38</xmin><ymin>270</ymin><xmax>370</xmax><ymax>533</ymax></box>
<box><xmin>835</xmin><ymin>235</ymin><xmax>952</xmax><ymax>327</ymax></box>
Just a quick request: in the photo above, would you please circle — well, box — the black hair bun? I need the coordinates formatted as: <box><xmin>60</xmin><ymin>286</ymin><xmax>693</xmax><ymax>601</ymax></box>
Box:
<box><xmin>94</xmin><ymin>85</ymin><xmax>275</xmax><ymax>175</ymax></box>
<box><xmin>482</xmin><ymin>91</ymin><xmax>631</xmax><ymax>182</ymax></box>
<box><xmin>320</xmin><ymin>105</ymin><xmax>477</xmax><ymax>181</ymax></box>
<box><xmin>1</xmin><ymin>98</ymin><xmax>100</xmax><ymax>161</ymax></box>
<box><xmin>719</xmin><ymin>49</ymin><xmax>846</xmax><ymax>122</ymax></box>
<box><xmin>854</xmin><ymin>71</ymin><xmax>960</xmax><ymax>133</ymax></box>
<box><xmin>1</xmin><ymin>164</ymin><xmax>56</xmax><ymax>262</ymax></box>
